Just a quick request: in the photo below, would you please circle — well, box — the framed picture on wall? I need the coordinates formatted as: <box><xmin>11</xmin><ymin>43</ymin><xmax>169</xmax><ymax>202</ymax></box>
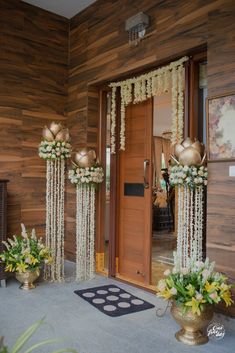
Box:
<box><xmin>207</xmin><ymin>92</ymin><xmax>235</xmax><ymax>161</ymax></box>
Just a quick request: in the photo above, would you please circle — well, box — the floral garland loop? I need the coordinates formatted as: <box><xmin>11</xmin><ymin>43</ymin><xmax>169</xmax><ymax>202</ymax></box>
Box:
<box><xmin>109</xmin><ymin>56</ymin><xmax>189</xmax><ymax>153</ymax></box>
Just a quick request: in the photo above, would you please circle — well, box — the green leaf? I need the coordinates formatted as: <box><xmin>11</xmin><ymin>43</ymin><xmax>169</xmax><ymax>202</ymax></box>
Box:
<box><xmin>51</xmin><ymin>349</ymin><xmax>78</xmax><ymax>353</ymax></box>
<box><xmin>22</xmin><ymin>339</ymin><xmax>59</xmax><ymax>353</ymax></box>
<box><xmin>11</xmin><ymin>318</ymin><xmax>45</xmax><ymax>353</ymax></box>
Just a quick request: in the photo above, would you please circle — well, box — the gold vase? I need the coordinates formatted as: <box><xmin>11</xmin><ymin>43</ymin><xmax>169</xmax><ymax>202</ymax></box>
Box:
<box><xmin>15</xmin><ymin>269</ymin><xmax>40</xmax><ymax>290</ymax></box>
<box><xmin>171</xmin><ymin>301</ymin><xmax>214</xmax><ymax>345</ymax></box>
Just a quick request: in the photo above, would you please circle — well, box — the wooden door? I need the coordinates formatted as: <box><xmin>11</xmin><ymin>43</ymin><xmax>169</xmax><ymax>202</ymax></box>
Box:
<box><xmin>118</xmin><ymin>99</ymin><xmax>152</xmax><ymax>284</ymax></box>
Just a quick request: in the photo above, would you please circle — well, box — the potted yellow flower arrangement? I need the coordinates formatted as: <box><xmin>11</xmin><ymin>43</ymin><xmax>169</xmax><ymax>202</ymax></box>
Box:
<box><xmin>157</xmin><ymin>257</ymin><xmax>233</xmax><ymax>345</ymax></box>
<box><xmin>0</xmin><ymin>224</ymin><xmax>52</xmax><ymax>290</ymax></box>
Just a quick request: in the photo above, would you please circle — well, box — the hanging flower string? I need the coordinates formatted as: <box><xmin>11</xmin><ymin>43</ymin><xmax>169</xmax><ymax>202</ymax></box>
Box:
<box><xmin>69</xmin><ymin>149</ymin><xmax>104</xmax><ymax>282</ymax></box>
<box><xmin>170</xmin><ymin>138</ymin><xmax>207</xmax><ymax>267</ymax></box>
<box><xmin>109</xmin><ymin>56</ymin><xmax>188</xmax><ymax>153</ymax></box>
<box><xmin>39</xmin><ymin>122</ymin><xmax>71</xmax><ymax>282</ymax></box>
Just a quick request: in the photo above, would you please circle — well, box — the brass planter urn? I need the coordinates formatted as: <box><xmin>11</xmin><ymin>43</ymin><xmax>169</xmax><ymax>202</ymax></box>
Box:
<box><xmin>171</xmin><ymin>301</ymin><xmax>214</xmax><ymax>345</ymax></box>
<box><xmin>15</xmin><ymin>269</ymin><xmax>40</xmax><ymax>290</ymax></box>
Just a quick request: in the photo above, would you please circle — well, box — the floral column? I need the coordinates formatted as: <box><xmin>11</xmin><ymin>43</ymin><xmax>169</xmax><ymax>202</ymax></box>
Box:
<box><xmin>39</xmin><ymin>122</ymin><xmax>71</xmax><ymax>281</ymax></box>
<box><xmin>170</xmin><ymin>138</ymin><xmax>207</xmax><ymax>268</ymax></box>
<box><xmin>68</xmin><ymin>148</ymin><xmax>104</xmax><ymax>281</ymax></box>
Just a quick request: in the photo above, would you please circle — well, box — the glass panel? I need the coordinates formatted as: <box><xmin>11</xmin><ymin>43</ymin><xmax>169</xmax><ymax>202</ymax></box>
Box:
<box><xmin>198</xmin><ymin>62</ymin><xmax>208</xmax><ymax>144</ymax></box>
<box><xmin>104</xmin><ymin>92</ymin><xmax>111</xmax><ymax>271</ymax></box>
<box><xmin>151</xmin><ymin>93</ymin><xmax>177</xmax><ymax>285</ymax></box>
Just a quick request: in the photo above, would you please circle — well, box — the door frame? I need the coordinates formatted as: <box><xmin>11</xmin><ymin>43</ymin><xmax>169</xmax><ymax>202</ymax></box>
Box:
<box><xmin>96</xmin><ymin>51</ymin><xmax>207</xmax><ymax>287</ymax></box>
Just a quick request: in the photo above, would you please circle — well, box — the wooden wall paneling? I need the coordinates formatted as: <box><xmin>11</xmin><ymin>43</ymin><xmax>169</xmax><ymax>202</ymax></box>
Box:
<box><xmin>0</xmin><ymin>0</ymin><xmax>69</xmax><ymax>238</ymax></box>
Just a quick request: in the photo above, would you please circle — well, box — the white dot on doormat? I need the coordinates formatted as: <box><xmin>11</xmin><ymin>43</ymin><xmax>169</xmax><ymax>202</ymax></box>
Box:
<box><xmin>107</xmin><ymin>295</ymin><xmax>119</xmax><ymax>301</ymax></box>
<box><xmin>108</xmin><ymin>287</ymin><xmax>121</xmax><ymax>293</ymax></box>
<box><xmin>83</xmin><ymin>292</ymin><xmax>95</xmax><ymax>298</ymax></box>
<box><xmin>131</xmin><ymin>299</ymin><xmax>144</xmax><ymax>305</ymax></box>
<box><xmin>118</xmin><ymin>302</ymin><xmax>131</xmax><ymax>308</ymax></box>
<box><xmin>97</xmin><ymin>290</ymin><xmax>108</xmax><ymax>295</ymax></box>
<box><xmin>92</xmin><ymin>298</ymin><xmax>105</xmax><ymax>304</ymax></box>
<box><xmin>103</xmin><ymin>305</ymin><xmax>117</xmax><ymax>312</ymax></box>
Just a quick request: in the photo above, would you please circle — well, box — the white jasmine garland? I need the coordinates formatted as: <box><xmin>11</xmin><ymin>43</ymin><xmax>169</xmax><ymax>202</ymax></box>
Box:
<box><xmin>69</xmin><ymin>164</ymin><xmax>104</xmax><ymax>281</ymax></box>
<box><xmin>172</xmin><ymin>164</ymin><xmax>207</xmax><ymax>268</ymax></box>
<box><xmin>109</xmin><ymin>56</ymin><xmax>189</xmax><ymax>153</ymax></box>
<box><xmin>39</xmin><ymin>140</ymin><xmax>71</xmax><ymax>160</ymax></box>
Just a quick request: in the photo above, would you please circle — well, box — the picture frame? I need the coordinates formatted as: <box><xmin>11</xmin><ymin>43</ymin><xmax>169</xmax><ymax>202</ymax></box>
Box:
<box><xmin>206</xmin><ymin>92</ymin><xmax>235</xmax><ymax>162</ymax></box>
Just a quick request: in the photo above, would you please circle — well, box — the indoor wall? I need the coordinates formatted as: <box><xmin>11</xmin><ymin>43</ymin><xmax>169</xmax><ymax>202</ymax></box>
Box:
<box><xmin>0</xmin><ymin>0</ymin><xmax>69</xmax><ymax>236</ymax></box>
<box><xmin>67</xmin><ymin>0</ymin><xmax>235</xmax><ymax>315</ymax></box>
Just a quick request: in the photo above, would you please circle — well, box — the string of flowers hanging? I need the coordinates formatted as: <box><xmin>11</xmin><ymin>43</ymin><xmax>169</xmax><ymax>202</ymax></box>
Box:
<box><xmin>68</xmin><ymin>148</ymin><xmax>104</xmax><ymax>281</ymax></box>
<box><xmin>170</xmin><ymin>138</ymin><xmax>207</xmax><ymax>268</ymax></box>
<box><xmin>39</xmin><ymin>122</ymin><xmax>71</xmax><ymax>281</ymax></box>
<box><xmin>109</xmin><ymin>56</ymin><xmax>188</xmax><ymax>153</ymax></box>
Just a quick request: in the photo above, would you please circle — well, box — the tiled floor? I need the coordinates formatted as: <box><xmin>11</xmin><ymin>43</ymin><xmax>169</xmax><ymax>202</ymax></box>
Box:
<box><xmin>0</xmin><ymin>262</ymin><xmax>234</xmax><ymax>353</ymax></box>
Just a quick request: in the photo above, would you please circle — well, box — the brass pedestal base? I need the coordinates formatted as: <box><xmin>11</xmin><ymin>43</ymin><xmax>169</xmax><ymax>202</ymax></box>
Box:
<box><xmin>175</xmin><ymin>329</ymin><xmax>208</xmax><ymax>345</ymax></box>
<box><xmin>16</xmin><ymin>269</ymin><xmax>40</xmax><ymax>291</ymax></box>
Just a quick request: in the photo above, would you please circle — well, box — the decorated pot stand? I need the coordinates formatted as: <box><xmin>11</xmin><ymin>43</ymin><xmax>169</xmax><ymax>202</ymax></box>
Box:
<box><xmin>68</xmin><ymin>148</ymin><xmax>104</xmax><ymax>281</ymax></box>
<box><xmin>39</xmin><ymin>122</ymin><xmax>71</xmax><ymax>282</ymax></box>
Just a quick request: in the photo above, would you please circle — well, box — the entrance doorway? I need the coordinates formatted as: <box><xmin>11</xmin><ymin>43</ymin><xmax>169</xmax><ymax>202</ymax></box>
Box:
<box><xmin>97</xmin><ymin>53</ymin><xmax>207</xmax><ymax>289</ymax></box>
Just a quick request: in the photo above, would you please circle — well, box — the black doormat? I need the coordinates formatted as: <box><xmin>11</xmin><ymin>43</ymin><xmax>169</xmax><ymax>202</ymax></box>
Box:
<box><xmin>74</xmin><ymin>284</ymin><xmax>155</xmax><ymax>317</ymax></box>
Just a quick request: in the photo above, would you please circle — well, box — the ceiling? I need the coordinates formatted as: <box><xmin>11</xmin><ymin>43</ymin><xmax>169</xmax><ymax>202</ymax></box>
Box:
<box><xmin>23</xmin><ymin>0</ymin><xmax>97</xmax><ymax>19</ymax></box>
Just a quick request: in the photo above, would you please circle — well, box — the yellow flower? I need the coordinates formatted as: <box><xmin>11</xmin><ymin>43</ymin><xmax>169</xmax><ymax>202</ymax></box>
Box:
<box><xmin>158</xmin><ymin>287</ymin><xmax>173</xmax><ymax>300</ymax></box>
<box><xmin>220</xmin><ymin>291</ymin><xmax>234</xmax><ymax>307</ymax></box>
<box><xmin>30</xmin><ymin>256</ymin><xmax>39</xmax><ymax>265</ymax></box>
<box><xmin>205</xmin><ymin>281</ymin><xmax>218</xmax><ymax>293</ymax></box>
<box><xmin>186</xmin><ymin>284</ymin><xmax>195</xmax><ymax>296</ymax></box>
<box><xmin>185</xmin><ymin>297</ymin><xmax>205</xmax><ymax>315</ymax></box>
<box><xmin>219</xmin><ymin>283</ymin><xmax>229</xmax><ymax>292</ymax></box>
<box><xmin>5</xmin><ymin>264</ymin><xmax>13</xmax><ymax>272</ymax></box>
<box><xmin>44</xmin><ymin>256</ymin><xmax>53</xmax><ymax>265</ymax></box>
<box><xmin>16</xmin><ymin>262</ymin><xmax>28</xmax><ymax>273</ymax></box>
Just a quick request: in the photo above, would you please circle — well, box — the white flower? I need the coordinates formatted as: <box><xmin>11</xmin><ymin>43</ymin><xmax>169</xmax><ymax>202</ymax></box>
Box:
<box><xmin>196</xmin><ymin>292</ymin><xmax>203</xmax><ymax>301</ymax></box>
<box><xmin>164</xmin><ymin>269</ymin><xmax>171</xmax><ymax>276</ymax></box>
<box><xmin>21</xmin><ymin>223</ymin><xmax>28</xmax><ymax>239</ymax></box>
<box><xmin>170</xmin><ymin>287</ymin><xmax>177</xmax><ymax>295</ymax></box>
<box><xmin>181</xmin><ymin>267</ymin><xmax>189</xmax><ymax>275</ymax></box>
<box><xmin>157</xmin><ymin>279</ymin><xmax>166</xmax><ymax>291</ymax></box>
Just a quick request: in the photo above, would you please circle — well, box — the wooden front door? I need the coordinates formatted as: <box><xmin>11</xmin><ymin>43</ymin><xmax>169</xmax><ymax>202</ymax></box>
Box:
<box><xmin>118</xmin><ymin>99</ymin><xmax>152</xmax><ymax>284</ymax></box>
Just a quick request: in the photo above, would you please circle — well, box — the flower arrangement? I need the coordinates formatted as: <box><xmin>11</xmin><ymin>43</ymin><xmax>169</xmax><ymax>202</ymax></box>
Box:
<box><xmin>39</xmin><ymin>140</ymin><xmax>71</xmax><ymax>160</ymax></box>
<box><xmin>157</xmin><ymin>257</ymin><xmax>233</xmax><ymax>315</ymax></box>
<box><xmin>170</xmin><ymin>165</ymin><xmax>208</xmax><ymax>189</ymax></box>
<box><xmin>0</xmin><ymin>224</ymin><xmax>52</xmax><ymax>273</ymax></box>
<box><xmin>68</xmin><ymin>165</ymin><xmax>104</xmax><ymax>186</ymax></box>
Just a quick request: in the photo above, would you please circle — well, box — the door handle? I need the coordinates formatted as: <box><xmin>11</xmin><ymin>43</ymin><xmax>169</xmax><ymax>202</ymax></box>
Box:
<box><xmin>143</xmin><ymin>159</ymin><xmax>150</xmax><ymax>189</ymax></box>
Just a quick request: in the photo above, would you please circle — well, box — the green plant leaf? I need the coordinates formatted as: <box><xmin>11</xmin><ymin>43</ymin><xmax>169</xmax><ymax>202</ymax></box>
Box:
<box><xmin>51</xmin><ymin>349</ymin><xmax>78</xmax><ymax>353</ymax></box>
<box><xmin>11</xmin><ymin>318</ymin><xmax>45</xmax><ymax>353</ymax></box>
<box><xmin>22</xmin><ymin>339</ymin><xmax>59</xmax><ymax>353</ymax></box>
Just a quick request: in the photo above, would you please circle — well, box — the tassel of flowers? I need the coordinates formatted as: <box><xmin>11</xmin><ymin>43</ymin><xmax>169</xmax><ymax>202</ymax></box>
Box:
<box><xmin>68</xmin><ymin>159</ymin><xmax>104</xmax><ymax>281</ymax></box>
<box><xmin>109</xmin><ymin>56</ymin><xmax>188</xmax><ymax>153</ymax></box>
<box><xmin>39</xmin><ymin>122</ymin><xmax>71</xmax><ymax>281</ymax></box>
<box><xmin>170</xmin><ymin>138</ymin><xmax>207</xmax><ymax>268</ymax></box>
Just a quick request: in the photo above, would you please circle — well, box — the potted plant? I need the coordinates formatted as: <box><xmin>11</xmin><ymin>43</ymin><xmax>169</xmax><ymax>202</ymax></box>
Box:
<box><xmin>157</xmin><ymin>257</ymin><xmax>233</xmax><ymax>345</ymax></box>
<box><xmin>0</xmin><ymin>224</ymin><xmax>52</xmax><ymax>290</ymax></box>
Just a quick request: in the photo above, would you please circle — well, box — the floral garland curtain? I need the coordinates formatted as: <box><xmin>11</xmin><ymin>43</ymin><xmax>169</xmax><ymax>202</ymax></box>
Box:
<box><xmin>109</xmin><ymin>56</ymin><xmax>188</xmax><ymax>153</ymax></box>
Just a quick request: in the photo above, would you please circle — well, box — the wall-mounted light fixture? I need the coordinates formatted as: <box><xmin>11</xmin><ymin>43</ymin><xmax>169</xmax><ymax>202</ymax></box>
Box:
<box><xmin>125</xmin><ymin>12</ymin><xmax>150</xmax><ymax>46</ymax></box>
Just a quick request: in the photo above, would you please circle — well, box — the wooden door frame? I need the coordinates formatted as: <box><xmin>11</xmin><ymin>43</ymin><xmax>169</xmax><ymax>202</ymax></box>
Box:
<box><xmin>96</xmin><ymin>50</ymin><xmax>207</xmax><ymax>284</ymax></box>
